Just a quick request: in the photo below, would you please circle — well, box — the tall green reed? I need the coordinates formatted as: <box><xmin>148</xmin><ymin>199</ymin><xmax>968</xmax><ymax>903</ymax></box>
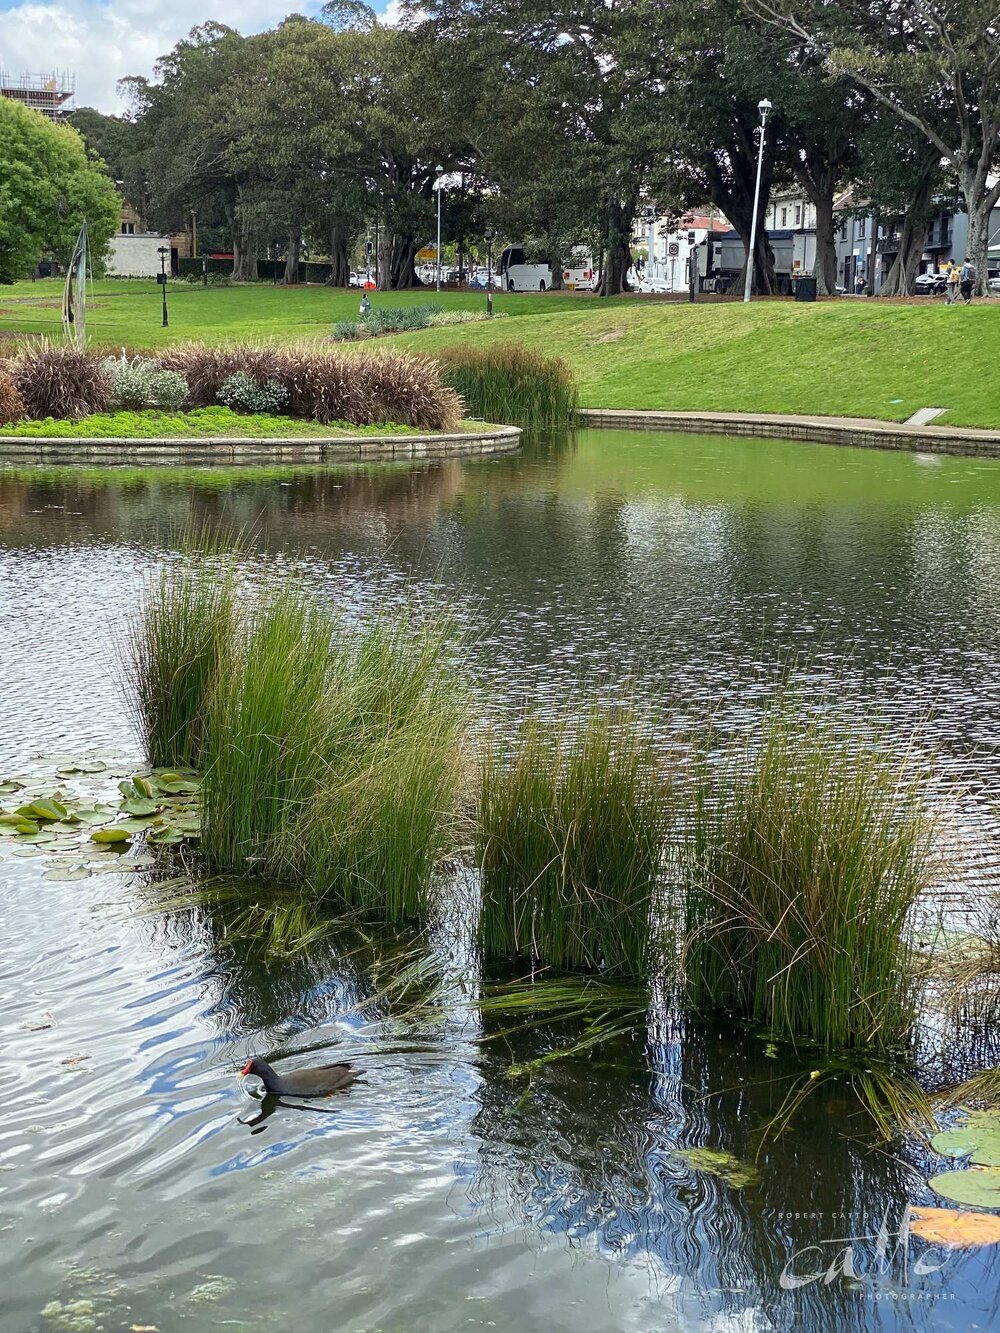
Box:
<box><xmin>121</xmin><ymin>548</ymin><xmax>238</xmax><ymax>769</ymax></box>
<box><xmin>477</xmin><ymin>705</ymin><xmax>669</xmax><ymax>975</ymax></box>
<box><xmin>432</xmin><ymin>343</ymin><xmax>578</xmax><ymax>427</ymax></box>
<box><xmin>682</xmin><ymin>709</ymin><xmax>934</xmax><ymax>1052</ymax></box>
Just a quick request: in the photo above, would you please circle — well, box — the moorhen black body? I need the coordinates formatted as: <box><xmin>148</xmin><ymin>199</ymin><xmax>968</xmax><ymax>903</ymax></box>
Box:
<box><xmin>241</xmin><ymin>1056</ymin><xmax>357</xmax><ymax>1097</ymax></box>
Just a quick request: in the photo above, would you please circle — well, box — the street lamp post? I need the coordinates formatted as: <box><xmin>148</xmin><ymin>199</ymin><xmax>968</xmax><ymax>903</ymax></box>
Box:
<box><xmin>743</xmin><ymin>98</ymin><xmax>772</xmax><ymax>304</ymax></box>
<box><xmin>157</xmin><ymin>245</ymin><xmax>170</xmax><ymax>327</ymax></box>
<box><xmin>484</xmin><ymin>228</ymin><xmax>494</xmax><ymax>318</ymax></box>
<box><xmin>435</xmin><ymin>165</ymin><xmax>444</xmax><ymax>293</ymax></box>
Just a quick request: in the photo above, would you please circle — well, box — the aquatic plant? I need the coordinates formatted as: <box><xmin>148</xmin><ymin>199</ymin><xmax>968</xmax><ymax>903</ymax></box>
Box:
<box><xmin>11</xmin><ymin>340</ymin><xmax>112</xmax><ymax>420</ymax></box>
<box><xmin>432</xmin><ymin>343</ymin><xmax>577</xmax><ymax>426</ymax></box>
<box><xmin>121</xmin><ymin>552</ymin><xmax>238</xmax><ymax>769</ymax></box>
<box><xmin>682</xmin><ymin>709</ymin><xmax>934</xmax><ymax>1053</ymax></box>
<box><xmin>477</xmin><ymin>706</ymin><xmax>669</xmax><ymax>975</ymax></box>
<box><xmin>192</xmin><ymin>580</ymin><xmax>466</xmax><ymax>921</ymax></box>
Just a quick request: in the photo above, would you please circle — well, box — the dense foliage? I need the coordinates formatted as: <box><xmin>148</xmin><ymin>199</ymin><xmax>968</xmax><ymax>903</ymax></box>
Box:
<box><xmin>0</xmin><ymin>99</ymin><xmax>120</xmax><ymax>284</ymax></box>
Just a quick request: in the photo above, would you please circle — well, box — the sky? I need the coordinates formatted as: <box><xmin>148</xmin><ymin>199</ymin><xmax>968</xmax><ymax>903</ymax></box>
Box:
<box><xmin>0</xmin><ymin>1</ymin><xmax>395</xmax><ymax>113</ymax></box>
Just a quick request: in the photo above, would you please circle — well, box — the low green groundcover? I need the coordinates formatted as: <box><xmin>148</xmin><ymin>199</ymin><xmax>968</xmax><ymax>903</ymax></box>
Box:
<box><xmin>0</xmin><ymin>406</ymin><xmax>443</xmax><ymax>440</ymax></box>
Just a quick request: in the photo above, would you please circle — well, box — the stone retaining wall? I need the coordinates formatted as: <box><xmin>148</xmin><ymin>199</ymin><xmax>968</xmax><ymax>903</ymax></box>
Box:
<box><xmin>578</xmin><ymin>409</ymin><xmax>1000</xmax><ymax>459</ymax></box>
<box><xmin>0</xmin><ymin>424</ymin><xmax>521</xmax><ymax>465</ymax></box>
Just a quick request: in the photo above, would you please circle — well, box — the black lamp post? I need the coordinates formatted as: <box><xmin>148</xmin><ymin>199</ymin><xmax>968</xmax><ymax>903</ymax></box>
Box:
<box><xmin>157</xmin><ymin>245</ymin><xmax>169</xmax><ymax>327</ymax></box>
<box><xmin>485</xmin><ymin>228</ymin><xmax>494</xmax><ymax>318</ymax></box>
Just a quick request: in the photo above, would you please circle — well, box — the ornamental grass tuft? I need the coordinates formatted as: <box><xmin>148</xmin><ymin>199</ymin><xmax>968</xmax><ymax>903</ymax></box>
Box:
<box><xmin>682</xmin><ymin>708</ymin><xmax>934</xmax><ymax>1053</ymax></box>
<box><xmin>432</xmin><ymin>343</ymin><xmax>577</xmax><ymax>426</ymax></box>
<box><xmin>477</xmin><ymin>705</ymin><xmax>669</xmax><ymax>976</ymax></box>
<box><xmin>11</xmin><ymin>340</ymin><xmax>112</xmax><ymax>420</ymax></box>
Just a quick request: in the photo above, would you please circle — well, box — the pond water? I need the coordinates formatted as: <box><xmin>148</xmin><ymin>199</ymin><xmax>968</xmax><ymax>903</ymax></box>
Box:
<box><xmin>3</xmin><ymin>429</ymin><xmax>1000</xmax><ymax>1333</ymax></box>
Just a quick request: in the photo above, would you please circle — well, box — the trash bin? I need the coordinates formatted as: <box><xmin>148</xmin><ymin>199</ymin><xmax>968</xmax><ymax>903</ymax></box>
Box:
<box><xmin>795</xmin><ymin>276</ymin><xmax>817</xmax><ymax>302</ymax></box>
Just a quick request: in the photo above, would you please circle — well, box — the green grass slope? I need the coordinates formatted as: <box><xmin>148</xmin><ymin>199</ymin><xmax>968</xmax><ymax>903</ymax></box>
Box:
<box><xmin>390</xmin><ymin>299</ymin><xmax>1000</xmax><ymax>429</ymax></box>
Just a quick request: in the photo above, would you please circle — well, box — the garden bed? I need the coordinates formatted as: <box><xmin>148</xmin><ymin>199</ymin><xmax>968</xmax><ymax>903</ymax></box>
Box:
<box><xmin>0</xmin><ymin>406</ymin><xmax>479</xmax><ymax>440</ymax></box>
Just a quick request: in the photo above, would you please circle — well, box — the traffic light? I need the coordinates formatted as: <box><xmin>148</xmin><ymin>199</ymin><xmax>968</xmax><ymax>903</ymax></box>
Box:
<box><xmin>687</xmin><ymin>230</ymin><xmax>697</xmax><ymax>245</ymax></box>
<box><xmin>365</xmin><ymin>240</ymin><xmax>374</xmax><ymax>257</ymax></box>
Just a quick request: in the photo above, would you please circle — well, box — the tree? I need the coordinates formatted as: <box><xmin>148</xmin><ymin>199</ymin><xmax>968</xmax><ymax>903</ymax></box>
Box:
<box><xmin>754</xmin><ymin>0</ymin><xmax>1000</xmax><ymax>292</ymax></box>
<box><xmin>0</xmin><ymin>98</ymin><xmax>120</xmax><ymax>284</ymax></box>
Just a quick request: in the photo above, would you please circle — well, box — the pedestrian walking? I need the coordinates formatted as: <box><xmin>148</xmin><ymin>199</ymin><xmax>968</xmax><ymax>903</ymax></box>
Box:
<box><xmin>854</xmin><ymin>271</ymin><xmax>867</xmax><ymax>295</ymax></box>
<box><xmin>961</xmin><ymin>257</ymin><xmax>976</xmax><ymax>303</ymax></box>
<box><xmin>946</xmin><ymin>262</ymin><xmax>962</xmax><ymax>304</ymax></box>
<box><xmin>359</xmin><ymin>292</ymin><xmax>371</xmax><ymax>316</ymax></box>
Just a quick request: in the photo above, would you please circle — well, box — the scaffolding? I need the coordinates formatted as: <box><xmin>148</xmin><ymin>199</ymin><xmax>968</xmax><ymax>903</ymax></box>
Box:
<box><xmin>0</xmin><ymin>70</ymin><xmax>75</xmax><ymax>119</ymax></box>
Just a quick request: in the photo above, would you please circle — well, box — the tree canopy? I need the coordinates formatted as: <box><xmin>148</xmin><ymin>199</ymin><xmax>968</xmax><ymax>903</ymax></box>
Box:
<box><xmin>0</xmin><ymin>98</ymin><xmax>120</xmax><ymax>284</ymax></box>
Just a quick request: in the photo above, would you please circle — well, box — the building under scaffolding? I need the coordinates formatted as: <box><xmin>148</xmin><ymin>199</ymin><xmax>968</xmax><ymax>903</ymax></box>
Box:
<box><xmin>0</xmin><ymin>70</ymin><xmax>75</xmax><ymax>119</ymax></box>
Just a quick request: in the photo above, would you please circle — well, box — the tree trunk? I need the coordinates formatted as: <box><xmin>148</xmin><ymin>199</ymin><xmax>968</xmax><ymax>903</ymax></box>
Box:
<box><xmin>386</xmin><ymin>233</ymin><xmax>419</xmax><ymax>289</ymax></box>
<box><xmin>325</xmin><ymin>221</ymin><xmax>351</xmax><ymax>286</ymax></box>
<box><xmin>596</xmin><ymin>198</ymin><xmax>636</xmax><ymax>297</ymax></box>
<box><xmin>548</xmin><ymin>247</ymin><xmax>563</xmax><ymax>291</ymax></box>
<box><xmin>956</xmin><ymin>165</ymin><xmax>999</xmax><ymax>295</ymax></box>
<box><xmin>877</xmin><ymin>157</ymin><xmax>936</xmax><ymax>297</ymax></box>
<box><xmin>231</xmin><ymin>207</ymin><xmax>256</xmax><ymax>283</ymax></box>
<box><xmin>282</xmin><ymin>223</ymin><xmax>301</xmax><ymax>285</ymax></box>
<box><xmin>730</xmin><ymin>219</ymin><xmax>778</xmax><ymax>296</ymax></box>
<box><xmin>813</xmin><ymin>191</ymin><xmax>838</xmax><ymax>297</ymax></box>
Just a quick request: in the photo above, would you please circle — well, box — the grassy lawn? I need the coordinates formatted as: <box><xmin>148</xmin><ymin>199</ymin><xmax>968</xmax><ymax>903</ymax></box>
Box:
<box><xmin>0</xmin><ymin>406</ymin><xmax>448</xmax><ymax>439</ymax></box>
<box><xmin>388</xmin><ymin>298</ymin><xmax>1000</xmax><ymax>430</ymax></box>
<box><xmin>3</xmin><ymin>280</ymin><xmax>999</xmax><ymax>428</ymax></box>
<box><xmin>0</xmin><ymin>278</ymin><xmax>561</xmax><ymax>349</ymax></box>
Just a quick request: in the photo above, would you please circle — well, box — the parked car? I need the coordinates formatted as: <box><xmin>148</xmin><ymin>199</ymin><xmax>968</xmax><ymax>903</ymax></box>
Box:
<box><xmin>914</xmin><ymin>271</ymin><xmax>947</xmax><ymax>295</ymax></box>
<box><xmin>637</xmin><ymin>276</ymin><xmax>672</xmax><ymax>294</ymax></box>
<box><xmin>349</xmin><ymin>271</ymin><xmax>362</xmax><ymax>287</ymax></box>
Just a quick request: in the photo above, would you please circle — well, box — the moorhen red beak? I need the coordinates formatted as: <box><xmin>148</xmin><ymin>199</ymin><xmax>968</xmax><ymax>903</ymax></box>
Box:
<box><xmin>240</xmin><ymin>1056</ymin><xmax>358</xmax><ymax>1098</ymax></box>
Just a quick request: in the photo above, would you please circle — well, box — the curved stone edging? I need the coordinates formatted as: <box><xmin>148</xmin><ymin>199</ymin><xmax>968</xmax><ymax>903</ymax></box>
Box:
<box><xmin>579</xmin><ymin>409</ymin><xmax>1000</xmax><ymax>459</ymax></box>
<box><xmin>0</xmin><ymin>423</ymin><xmax>521</xmax><ymax>464</ymax></box>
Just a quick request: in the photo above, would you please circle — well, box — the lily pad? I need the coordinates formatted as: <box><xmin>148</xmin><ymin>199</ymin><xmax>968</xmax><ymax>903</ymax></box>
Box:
<box><xmin>16</xmin><ymin>798</ymin><xmax>69</xmax><ymax>822</ymax></box>
<box><xmin>932</xmin><ymin>1120</ymin><xmax>1000</xmax><ymax>1167</ymax></box>
<box><xmin>43</xmin><ymin>865</ymin><xmax>93</xmax><ymax>882</ymax></box>
<box><xmin>90</xmin><ymin>827</ymin><xmax>131</xmax><ymax>845</ymax></box>
<box><xmin>909</xmin><ymin>1206</ymin><xmax>1000</xmax><ymax>1246</ymax></box>
<box><xmin>121</xmin><ymin>799</ymin><xmax>161</xmax><ymax>817</ymax></box>
<box><xmin>673</xmin><ymin>1146</ymin><xmax>759</xmax><ymax>1189</ymax></box>
<box><xmin>0</xmin><ymin>780</ymin><xmax>25</xmax><ymax>795</ymax></box>
<box><xmin>928</xmin><ymin>1167</ymin><xmax>1000</xmax><ymax>1210</ymax></box>
<box><xmin>157</xmin><ymin>778</ymin><xmax>199</xmax><ymax>795</ymax></box>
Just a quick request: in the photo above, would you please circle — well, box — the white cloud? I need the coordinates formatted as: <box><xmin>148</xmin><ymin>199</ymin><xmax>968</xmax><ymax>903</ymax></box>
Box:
<box><xmin>0</xmin><ymin>1</ymin><xmax>394</xmax><ymax>112</ymax></box>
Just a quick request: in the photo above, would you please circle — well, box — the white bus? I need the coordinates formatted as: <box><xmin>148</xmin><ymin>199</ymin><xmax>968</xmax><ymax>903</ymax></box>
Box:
<box><xmin>497</xmin><ymin>245</ymin><xmax>595</xmax><ymax>292</ymax></box>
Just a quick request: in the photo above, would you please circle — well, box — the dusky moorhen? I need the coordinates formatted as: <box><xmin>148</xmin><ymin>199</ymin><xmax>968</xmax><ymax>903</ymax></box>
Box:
<box><xmin>241</xmin><ymin>1056</ymin><xmax>357</xmax><ymax>1097</ymax></box>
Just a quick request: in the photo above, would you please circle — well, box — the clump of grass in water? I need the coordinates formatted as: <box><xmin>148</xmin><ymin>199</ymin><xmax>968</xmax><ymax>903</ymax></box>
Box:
<box><xmin>432</xmin><ymin>343</ymin><xmax>577</xmax><ymax>427</ymax></box>
<box><xmin>477</xmin><ymin>706</ymin><xmax>669</xmax><ymax>975</ymax></box>
<box><xmin>196</xmin><ymin>584</ymin><xmax>466</xmax><ymax>921</ymax></box>
<box><xmin>120</xmin><ymin>541</ymin><xmax>238</xmax><ymax>769</ymax></box>
<box><xmin>682</xmin><ymin>709</ymin><xmax>934</xmax><ymax>1053</ymax></box>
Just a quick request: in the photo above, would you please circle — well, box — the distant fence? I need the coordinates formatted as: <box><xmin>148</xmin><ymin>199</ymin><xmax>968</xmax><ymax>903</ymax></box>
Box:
<box><xmin>176</xmin><ymin>257</ymin><xmax>336</xmax><ymax>283</ymax></box>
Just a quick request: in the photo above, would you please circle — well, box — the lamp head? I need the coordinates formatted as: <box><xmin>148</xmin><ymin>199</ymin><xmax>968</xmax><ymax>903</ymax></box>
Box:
<box><xmin>758</xmin><ymin>98</ymin><xmax>772</xmax><ymax>116</ymax></box>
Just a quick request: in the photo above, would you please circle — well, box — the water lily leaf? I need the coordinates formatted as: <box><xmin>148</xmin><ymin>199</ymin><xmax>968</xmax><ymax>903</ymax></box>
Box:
<box><xmin>157</xmin><ymin>777</ymin><xmax>199</xmax><ymax>795</ymax></box>
<box><xmin>928</xmin><ymin>1167</ymin><xmax>1000</xmax><ymax>1210</ymax></box>
<box><xmin>0</xmin><ymin>780</ymin><xmax>25</xmax><ymax>795</ymax></box>
<box><xmin>116</xmin><ymin>818</ymin><xmax>155</xmax><ymax>833</ymax></box>
<box><xmin>147</xmin><ymin>827</ymin><xmax>184</xmax><ymax>846</ymax></box>
<box><xmin>16</xmin><ymin>797</ymin><xmax>69</xmax><ymax>822</ymax></box>
<box><xmin>122</xmin><ymin>798</ymin><xmax>161</xmax><ymax>817</ymax></box>
<box><xmin>90</xmin><ymin>827</ymin><xmax>131</xmax><ymax>844</ymax></box>
<box><xmin>17</xmin><ymin>827</ymin><xmax>56</xmax><ymax>842</ymax></box>
<box><xmin>102</xmin><ymin>854</ymin><xmax>159</xmax><ymax>873</ymax></box>
<box><xmin>132</xmin><ymin>775</ymin><xmax>155</xmax><ymax>799</ymax></box>
<box><xmin>909</xmin><ymin>1206</ymin><xmax>1000</xmax><ymax>1247</ymax></box>
<box><xmin>43</xmin><ymin>865</ymin><xmax>92</xmax><ymax>882</ymax></box>
<box><xmin>0</xmin><ymin>812</ymin><xmax>27</xmax><ymax>826</ymax></box>
<box><xmin>931</xmin><ymin>1120</ymin><xmax>1000</xmax><ymax>1167</ymax></box>
<box><xmin>673</xmin><ymin>1146</ymin><xmax>759</xmax><ymax>1189</ymax></box>
<box><xmin>71</xmin><ymin>807</ymin><xmax>115</xmax><ymax>826</ymax></box>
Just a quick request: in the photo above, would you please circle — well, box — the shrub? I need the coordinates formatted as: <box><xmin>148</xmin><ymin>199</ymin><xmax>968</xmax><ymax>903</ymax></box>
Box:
<box><xmin>331</xmin><ymin>319</ymin><xmax>363</xmax><ymax>341</ymax></box>
<box><xmin>103</xmin><ymin>355</ymin><xmax>190</xmax><ymax>412</ymax></box>
<box><xmin>682</xmin><ymin>708</ymin><xmax>934</xmax><ymax>1052</ymax></box>
<box><xmin>157</xmin><ymin>344</ymin><xmax>293</xmax><ymax>409</ymax></box>
<box><xmin>477</xmin><ymin>706</ymin><xmax>669</xmax><ymax>975</ymax></box>
<box><xmin>217</xmin><ymin>370</ymin><xmax>290</xmax><ymax>415</ymax></box>
<box><xmin>286</xmin><ymin>347</ymin><xmax>462</xmax><ymax>430</ymax></box>
<box><xmin>427</xmin><ymin>310</ymin><xmax>504</xmax><ymax>327</ymax></box>
<box><xmin>359</xmin><ymin>303</ymin><xmax>443</xmax><ymax>336</ymax></box>
<box><xmin>432</xmin><ymin>343</ymin><xmax>577</xmax><ymax>427</ymax></box>
<box><xmin>11</xmin><ymin>341</ymin><xmax>112</xmax><ymax>420</ymax></box>
<box><xmin>0</xmin><ymin>368</ymin><xmax>25</xmax><ymax>425</ymax></box>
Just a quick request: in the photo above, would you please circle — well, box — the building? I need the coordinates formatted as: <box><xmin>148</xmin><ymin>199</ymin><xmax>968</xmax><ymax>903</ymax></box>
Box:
<box><xmin>635</xmin><ymin>209</ymin><xmax>730</xmax><ymax>291</ymax></box>
<box><xmin>105</xmin><ymin>199</ymin><xmax>197</xmax><ymax>278</ymax></box>
<box><xmin>0</xmin><ymin>70</ymin><xmax>74</xmax><ymax>119</ymax></box>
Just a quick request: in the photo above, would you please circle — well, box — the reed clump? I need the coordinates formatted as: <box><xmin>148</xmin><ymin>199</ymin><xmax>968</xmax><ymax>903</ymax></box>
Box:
<box><xmin>121</xmin><ymin>552</ymin><xmax>237</xmax><ymax>769</ymax></box>
<box><xmin>682</xmin><ymin>711</ymin><xmax>934</xmax><ymax>1053</ymax></box>
<box><xmin>477</xmin><ymin>706</ymin><xmax>669</xmax><ymax>975</ymax></box>
<box><xmin>432</xmin><ymin>343</ymin><xmax>577</xmax><ymax>426</ymax></box>
<box><xmin>128</xmin><ymin>559</ymin><xmax>468</xmax><ymax>922</ymax></box>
